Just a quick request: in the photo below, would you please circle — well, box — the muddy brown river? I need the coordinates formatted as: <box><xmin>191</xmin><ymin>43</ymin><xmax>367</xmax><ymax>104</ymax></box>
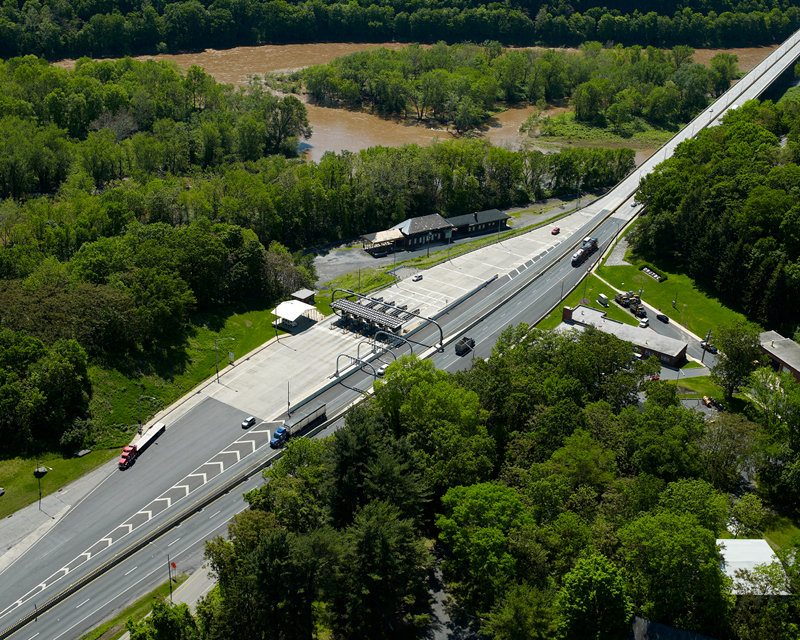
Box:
<box><xmin>55</xmin><ymin>43</ymin><xmax>777</xmax><ymax>164</ymax></box>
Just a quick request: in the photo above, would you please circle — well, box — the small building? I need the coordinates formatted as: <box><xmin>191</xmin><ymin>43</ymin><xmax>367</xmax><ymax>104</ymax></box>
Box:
<box><xmin>759</xmin><ymin>331</ymin><xmax>800</xmax><ymax>382</ymax></box>
<box><xmin>560</xmin><ymin>305</ymin><xmax>688</xmax><ymax>366</ymax></box>
<box><xmin>292</xmin><ymin>288</ymin><xmax>316</xmax><ymax>305</ymax></box>
<box><xmin>389</xmin><ymin>214</ymin><xmax>453</xmax><ymax>249</ymax></box>
<box><xmin>445</xmin><ymin>209</ymin><xmax>510</xmax><ymax>237</ymax></box>
<box><xmin>717</xmin><ymin>538</ymin><xmax>785</xmax><ymax>595</ymax></box>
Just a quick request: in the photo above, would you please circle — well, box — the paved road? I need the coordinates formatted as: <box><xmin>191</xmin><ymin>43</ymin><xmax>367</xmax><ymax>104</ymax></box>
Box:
<box><xmin>4</xmin><ymin>25</ymin><xmax>800</xmax><ymax>640</ymax></box>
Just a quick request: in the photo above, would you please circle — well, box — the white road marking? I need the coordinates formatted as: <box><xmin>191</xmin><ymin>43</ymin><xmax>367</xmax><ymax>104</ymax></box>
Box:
<box><xmin>75</xmin><ymin>599</ymin><xmax>89</xmax><ymax>609</ymax></box>
<box><xmin>28</xmin><ymin>633</ymin><xmax>39</xmax><ymax>639</ymax></box>
<box><xmin>167</xmin><ymin>539</ymin><xmax>180</xmax><ymax>547</ymax></box>
<box><xmin>209</xmin><ymin>511</ymin><xmax>220</xmax><ymax>519</ymax></box>
<box><xmin>124</xmin><ymin>566</ymin><xmax>137</xmax><ymax>576</ymax></box>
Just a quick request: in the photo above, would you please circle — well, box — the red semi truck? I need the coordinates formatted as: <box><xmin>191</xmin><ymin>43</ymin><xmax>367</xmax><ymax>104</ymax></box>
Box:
<box><xmin>119</xmin><ymin>422</ymin><xmax>166</xmax><ymax>469</ymax></box>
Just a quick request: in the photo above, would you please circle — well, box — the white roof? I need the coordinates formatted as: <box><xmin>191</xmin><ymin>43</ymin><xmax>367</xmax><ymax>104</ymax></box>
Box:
<box><xmin>274</xmin><ymin>300</ymin><xmax>315</xmax><ymax>322</ymax></box>
<box><xmin>717</xmin><ymin>538</ymin><xmax>784</xmax><ymax>594</ymax></box>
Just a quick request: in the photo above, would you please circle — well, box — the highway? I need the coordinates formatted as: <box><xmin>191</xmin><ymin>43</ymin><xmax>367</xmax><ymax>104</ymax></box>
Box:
<box><xmin>2</xmin><ymin>25</ymin><xmax>799</xmax><ymax>640</ymax></box>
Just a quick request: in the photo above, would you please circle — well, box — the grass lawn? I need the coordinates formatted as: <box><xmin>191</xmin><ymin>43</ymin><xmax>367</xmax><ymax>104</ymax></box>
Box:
<box><xmin>597</xmin><ymin>245</ymin><xmax>751</xmax><ymax>339</ymax></box>
<box><xmin>77</xmin><ymin>575</ymin><xmax>188</xmax><ymax>640</ymax></box>
<box><xmin>536</xmin><ymin>274</ymin><xmax>639</xmax><ymax>330</ymax></box>
<box><xmin>0</xmin><ymin>450</ymin><xmax>117</xmax><ymax>519</ymax></box>
<box><xmin>666</xmin><ymin>375</ymin><xmax>749</xmax><ymax>413</ymax></box>
<box><xmin>683</xmin><ymin>360</ymin><xmax>705</xmax><ymax>369</ymax></box>
<box><xmin>538</xmin><ymin>112</ymin><xmax>680</xmax><ymax>147</ymax></box>
<box><xmin>763</xmin><ymin>513</ymin><xmax>800</xmax><ymax>550</ymax></box>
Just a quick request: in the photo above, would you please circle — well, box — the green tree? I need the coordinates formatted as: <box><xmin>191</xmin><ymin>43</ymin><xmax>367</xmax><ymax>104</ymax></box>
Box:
<box><xmin>555</xmin><ymin>554</ymin><xmax>632</xmax><ymax>640</ymax></box>
<box><xmin>483</xmin><ymin>584</ymin><xmax>556</xmax><ymax>640</ymax></box>
<box><xmin>657</xmin><ymin>478</ymin><xmax>729</xmax><ymax>536</ymax></box>
<box><xmin>331</xmin><ymin>501</ymin><xmax>429</xmax><ymax>640</ymax></box>
<box><xmin>127</xmin><ymin>598</ymin><xmax>198</xmax><ymax>640</ymax></box>
<box><xmin>711</xmin><ymin>319</ymin><xmax>762</xmax><ymax>400</ymax></box>
<box><xmin>731</xmin><ymin>494</ymin><xmax>769</xmax><ymax>538</ymax></box>
<box><xmin>618</xmin><ymin>511</ymin><xmax>733</xmax><ymax>635</ymax></box>
<box><xmin>437</xmin><ymin>482</ymin><xmax>531</xmax><ymax>612</ymax></box>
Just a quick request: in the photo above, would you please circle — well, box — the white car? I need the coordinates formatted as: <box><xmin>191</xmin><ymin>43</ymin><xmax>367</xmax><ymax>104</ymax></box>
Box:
<box><xmin>412</xmin><ymin>274</ymin><xmax>423</xmax><ymax>282</ymax></box>
<box><xmin>376</xmin><ymin>364</ymin><xmax>388</xmax><ymax>377</ymax></box>
<box><xmin>638</xmin><ymin>318</ymin><xmax>649</xmax><ymax>328</ymax></box>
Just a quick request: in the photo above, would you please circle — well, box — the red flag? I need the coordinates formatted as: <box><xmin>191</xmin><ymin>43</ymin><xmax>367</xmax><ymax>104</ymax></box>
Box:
<box><xmin>171</xmin><ymin>562</ymin><xmax>177</xmax><ymax>569</ymax></box>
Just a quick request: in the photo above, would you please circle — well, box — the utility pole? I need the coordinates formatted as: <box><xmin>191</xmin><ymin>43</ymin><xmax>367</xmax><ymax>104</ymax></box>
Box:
<box><xmin>149</xmin><ymin>542</ymin><xmax>173</xmax><ymax>602</ymax></box>
<box><xmin>287</xmin><ymin>381</ymin><xmax>291</xmax><ymax>415</ymax></box>
<box><xmin>214</xmin><ymin>337</ymin><xmax>235</xmax><ymax>383</ymax></box>
<box><xmin>701</xmin><ymin>329</ymin><xmax>712</xmax><ymax>364</ymax></box>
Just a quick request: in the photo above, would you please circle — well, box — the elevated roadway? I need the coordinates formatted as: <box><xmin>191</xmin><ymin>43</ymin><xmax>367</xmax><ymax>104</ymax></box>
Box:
<box><xmin>3</xmin><ymin>26</ymin><xmax>800</xmax><ymax>640</ymax></box>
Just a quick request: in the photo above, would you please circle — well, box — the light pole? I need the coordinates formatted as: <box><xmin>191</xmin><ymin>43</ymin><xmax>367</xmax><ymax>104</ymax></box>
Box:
<box><xmin>137</xmin><ymin>395</ymin><xmax>156</xmax><ymax>435</ymax></box>
<box><xmin>426</xmin><ymin>232</ymin><xmax>433</xmax><ymax>257</ymax></box>
<box><xmin>149</xmin><ymin>541</ymin><xmax>173</xmax><ymax>601</ymax></box>
<box><xmin>214</xmin><ymin>337</ymin><xmax>235</xmax><ymax>383</ymax></box>
<box><xmin>33</xmin><ymin>464</ymin><xmax>49</xmax><ymax>510</ymax></box>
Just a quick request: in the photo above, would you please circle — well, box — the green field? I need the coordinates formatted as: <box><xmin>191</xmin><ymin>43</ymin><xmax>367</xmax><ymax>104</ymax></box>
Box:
<box><xmin>597</xmin><ymin>244</ymin><xmax>751</xmax><ymax>339</ymax></box>
<box><xmin>538</xmin><ymin>112</ymin><xmax>680</xmax><ymax>147</ymax></box>
<box><xmin>536</xmin><ymin>274</ymin><xmax>640</xmax><ymax>330</ymax></box>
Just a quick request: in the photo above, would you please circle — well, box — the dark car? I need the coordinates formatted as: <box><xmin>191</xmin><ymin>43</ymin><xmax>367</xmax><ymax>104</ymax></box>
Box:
<box><xmin>656</xmin><ymin>313</ymin><xmax>669</xmax><ymax>323</ymax></box>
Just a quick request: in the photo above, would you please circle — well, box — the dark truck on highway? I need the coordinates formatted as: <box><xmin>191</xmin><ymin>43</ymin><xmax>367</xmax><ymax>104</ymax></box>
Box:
<box><xmin>455</xmin><ymin>337</ymin><xmax>475</xmax><ymax>356</ymax></box>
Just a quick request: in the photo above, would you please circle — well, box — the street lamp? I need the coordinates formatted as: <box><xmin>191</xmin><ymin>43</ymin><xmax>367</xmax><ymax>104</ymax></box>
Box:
<box><xmin>149</xmin><ymin>541</ymin><xmax>174</xmax><ymax>601</ymax></box>
<box><xmin>214</xmin><ymin>337</ymin><xmax>235</xmax><ymax>383</ymax></box>
<box><xmin>426</xmin><ymin>232</ymin><xmax>433</xmax><ymax>257</ymax></box>
<box><xmin>33</xmin><ymin>464</ymin><xmax>49</xmax><ymax>510</ymax></box>
<box><xmin>137</xmin><ymin>395</ymin><xmax>156</xmax><ymax>435</ymax></box>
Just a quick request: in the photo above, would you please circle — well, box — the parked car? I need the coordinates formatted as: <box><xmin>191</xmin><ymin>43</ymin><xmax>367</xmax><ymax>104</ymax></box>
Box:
<box><xmin>376</xmin><ymin>364</ymin><xmax>388</xmax><ymax>377</ymax></box>
<box><xmin>551</xmin><ymin>227</ymin><xmax>560</xmax><ymax>235</ymax></box>
<box><xmin>638</xmin><ymin>318</ymin><xmax>649</xmax><ymax>328</ymax></box>
<box><xmin>645</xmin><ymin>375</ymin><xmax>660</xmax><ymax>381</ymax></box>
<box><xmin>702</xmin><ymin>396</ymin><xmax>712</xmax><ymax>407</ymax></box>
<box><xmin>412</xmin><ymin>274</ymin><xmax>423</xmax><ymax>282</ymax></box>
<box><xmin>241</xmin><ymin>416</ymin><xmax>256</xmax><ymax>428</ymax></box>
<box><xmin>656</xmin><ymin>313</ymin><xmax>669</xmax><ymax>323</ymax></box>
<box><xmin>701</xmin><ymin>341</ymin><xmax>718</xmax><ymax>354</ymax></box>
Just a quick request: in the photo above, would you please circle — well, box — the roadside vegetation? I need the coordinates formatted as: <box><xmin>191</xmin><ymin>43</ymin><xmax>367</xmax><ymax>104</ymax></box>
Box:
<box><xmin>297</xmin><ymin>42</ymin><xmax>738</xmax><ymax>135</ymax></box>
<box><xmin>633</xmin><ymin>97</ymin><xmax>800</xmax><ymax>336</ymax></box>
<box><xmin>78</xmin><ymin>576</ymin><xmax>187</xmax><ymax>640</ymax></box>
<box><xmin>122</xmin><ymin>326</ymin><xmax>800</xmax><ymax>640</ymax></box>
<box><xmin>0</xmin><ymin>0</ymin><xmax>798</xmax><ymax>61</ymax></box>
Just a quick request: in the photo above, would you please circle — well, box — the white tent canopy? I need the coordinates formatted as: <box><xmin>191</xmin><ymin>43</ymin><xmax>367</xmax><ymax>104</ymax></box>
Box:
<box><xmin>274</xmin><ymin>300</ymin><xmax>316</xmax><ymax>323</ymax></box>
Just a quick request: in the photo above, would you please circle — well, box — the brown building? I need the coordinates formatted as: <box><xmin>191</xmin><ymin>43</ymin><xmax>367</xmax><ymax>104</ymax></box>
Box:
<box><xmin>759</xmin><ymin>331</ymin><xmax>800</xmax><ymax>382</ymax></box>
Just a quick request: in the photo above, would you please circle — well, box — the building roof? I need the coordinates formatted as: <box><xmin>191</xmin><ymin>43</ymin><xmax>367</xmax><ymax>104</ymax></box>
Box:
<box><xmin>361</xmin><ymin>228</ymin><xmax>405</xmax><ymax>244</ymax></box>
<box><xmin>564</xmin><ymin>305</ymin><xmax>688</xmax><ymax>358</ymax></box>
<box><xmin>292</xmin><ymin>288</ymin><xmax>315</xmax><ymax>300</ymax></box>
<box><xmin>390</xmin><ymin>214</ymin><xmax>453</xmax><ymax>236</ymax></box>
<box><xmin>330</xmin><ymin>298</ymin><xmax>405</xmax><ymax>330</ymax></box>
<box><xmin>274</xmin><ymin>300</ymin><xmax>316</xmax><ymax>322</ymax></box>
<box><xmin>759</xmin><ymin>331</ymin><xmax>800</xmax><ymax>373</ymax></box>
<box><xmin>445</xmin><ymin>209</ymin><xmax>510</xmax><ymax>227</ymax></box>
<box><xmin>717</xmin><ymin>538</ymin><xmax>785</xmax><ymax>595</ymax></box>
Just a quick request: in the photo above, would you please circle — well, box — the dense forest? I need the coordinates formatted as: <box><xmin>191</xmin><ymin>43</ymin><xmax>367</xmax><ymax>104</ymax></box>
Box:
<box><xmin>0</xmin><ymin>54</ymin><xmax>635</xmax><ymax>454</ymax></box>
<box><xmin>633</xmin><ymin>96</ymin><xmax>800</xmax><ymax>336</ymax></box>
<box><xmin>0</xmin><ymin>0</ymin><xmax>798</xmax><ymax>60</ymax></box>
<box><xmin>126</xmin><ymin>327</ymin><xmax>800</xmax><ymax>640</ymax></box>
<box><xmin>302</xmin><ymin>41</ymin><xmax>738</xmax><ymax>132</ymax></box>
